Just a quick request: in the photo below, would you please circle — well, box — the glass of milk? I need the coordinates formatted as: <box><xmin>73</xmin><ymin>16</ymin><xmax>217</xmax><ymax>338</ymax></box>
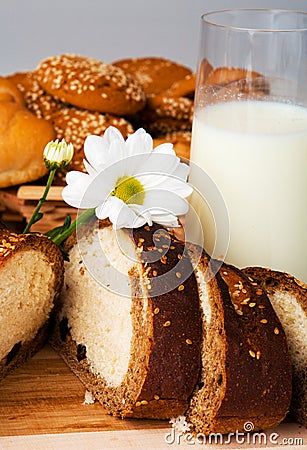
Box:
<box><xmin>188</xmin><ymin>9</ymin><xmax>307</xmax><ymax>282</ymax></box>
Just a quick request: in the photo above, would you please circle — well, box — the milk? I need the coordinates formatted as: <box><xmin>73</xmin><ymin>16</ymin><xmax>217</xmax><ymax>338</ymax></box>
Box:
<box><xmin>188</xmin><ymin>100</ymin><xmax>307</xmax><ymax>282</ymax></box>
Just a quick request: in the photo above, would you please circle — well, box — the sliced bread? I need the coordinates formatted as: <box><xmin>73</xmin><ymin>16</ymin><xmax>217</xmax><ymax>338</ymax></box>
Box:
<box><xmin>50</xmin><ymin>221</ymin><xmax>292</xmax><ymax>433</ymax></box>
<box><xmin>50</xmin><ymin>220</ymin><xmax>202</xmax><ymax>419</ymax></box>
<box><xmin>243</xmin><ymin>266</ymin><xmax>307</xmax><ymax>427</ymax></box>
<box><xmin>185</xmin><ymin>257</ymin><xmax>292</xmax><ymax>434</ymax></box>
<box><xmin>0</xmin><ymin>229</ymin><xmax>63</xmax><ymax>381</ymax></box>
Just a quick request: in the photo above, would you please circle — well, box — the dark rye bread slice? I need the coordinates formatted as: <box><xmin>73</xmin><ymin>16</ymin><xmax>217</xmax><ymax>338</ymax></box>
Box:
<box><xmin>186</xmin><ymin>256</ymin><xmax>292</xmax><ymax>435</ymax></box>
<box><xmin>243</xmin><ymin>267</ymin><xmax>307</xmax><ymax>427</ymax></box>
<box><xmin>50</xmin><ymin>221</ymin><xmax>202</xmax><ymax>419</ymax></box>
<box><xmin>0</xmin><ymin>229</ymin><xmax>64</xmax><ymax>381</ymax></box>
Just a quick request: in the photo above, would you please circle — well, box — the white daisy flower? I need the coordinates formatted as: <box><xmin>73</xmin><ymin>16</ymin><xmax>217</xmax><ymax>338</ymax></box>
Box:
<box><xmin>62</xmin><ymin>126</ymin><xmax>193</xmax><ymax>229</ymax></box>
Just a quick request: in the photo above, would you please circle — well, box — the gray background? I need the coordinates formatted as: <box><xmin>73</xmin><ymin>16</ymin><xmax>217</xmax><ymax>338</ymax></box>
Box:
<box><xmin>1</xmin><ymin>0</ymin><xmax>307</xmax><ymax>75</ymax></box>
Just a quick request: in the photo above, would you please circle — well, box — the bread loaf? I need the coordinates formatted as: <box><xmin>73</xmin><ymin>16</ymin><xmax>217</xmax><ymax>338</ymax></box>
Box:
<box><xmin>50</xmin><ymin>221</ymin><xmax>292</xmax><ymax>432</ymax></box>
<box><xmin>0</xmin><ymin>229</ymin><xmax>63</xmax><ymax>381</ymax></box>
<box><xmin>243</xmin><ymin>267</ymin><xmax>307</xmax><ymax>428</ymax></box>
<box><xmin>50</xmin><ymin>220</ymin><xmax>202</xmax><ymax>419</ymax></box>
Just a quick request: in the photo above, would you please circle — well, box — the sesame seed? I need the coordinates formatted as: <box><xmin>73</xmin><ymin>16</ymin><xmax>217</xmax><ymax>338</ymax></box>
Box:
<box><xmin>236</xmin><ymin>309</ymin><xmax>243</xmax><ymax>315</ymax></box>
<box><xmin>249</xmin><ymin>302</ymin><xmax>256</xmax><ymax>307</ymax></box>
<box><xmin>176</xmin><ymin>272</ymin><xmax>182</xmax><ymax>278</ymax></box>
<box><xmin>154</xmin><ymin>395</ymin><xmax>160</xmax><ymax>400</ymax></box>
<box><xmin>186</xmin><ymin>339</ymin><xmax>192</xmax><ymax>345</ymax></box>
<box><xmin>177</xmin><ymin>254</ymin><xmax>182</xmax><ymax>260</ymax></box>
<box><xmin>274</xmin><ymin>327</ymin><xmax>280</xmax><ymax>335</ymax></box>
<box><xmin>249</xmin><ymin>350</ymin><xmax>256</xmax><ymax>358</ymax></box>
<box><xmin>135</xmin><ymin>401</ymin><xmax>141</xmax><ymax>407</ymax></box>
<box><xmin>154</xmin><ymin>307</ymin><xmax>160</xmax><ymax>314</ymax></box>
<box><xmin>223</xmin><ymin>271</ymin><xmax>228</xmax><ymax>275</ymax></box>
<box><xmin>160</xmin><ymin>255</ymin><xmax>167</xmax><ymax>264</ymax></box>
<box><xmin>256</xmin><ymin>289</ymin><xmax>263</xmax><ymax>295</ymax></box>
<box><xmin>260</xmin><ymin>319</ymin><xmax>268</xmax><ymax>324</ymax></box>
<box><xmin>258</xmin><ymin>305</ymin><xmax>265</xmax><ymax>309</ymax></box>
<box><xmin>178</xmin><ymin>284</ymin><xmax>185</xmax><ymax>291</ymax></box>
<box><xmin>232</xmin><ymin>290</ymin><xmax>240</xmax><ymax>298</ymax></box>
<box><xmin>163</xmin><ymin>320</ymin><xmax>171</xmax><ymax>327</ymax></box>
<box><xmin>256</xmin><ymin>351</ymin><xmax>261</xmax><ymax>360</ymax></box>
<box><xmin>152</xmin><ymin>270</ymin><xmax>157</xmax><ymax>276</ymax></box>
<box><xmin>140</xmin><ymin>400</ymin><xmax>148</xmax><ymax>405</ymax></box>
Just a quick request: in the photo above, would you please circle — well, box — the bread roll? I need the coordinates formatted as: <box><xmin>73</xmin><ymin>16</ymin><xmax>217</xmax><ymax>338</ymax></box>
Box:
<box><xmin>0</xmin><ymin>76</ymin><xmax>55</xmax><ymax>188</ymax></box>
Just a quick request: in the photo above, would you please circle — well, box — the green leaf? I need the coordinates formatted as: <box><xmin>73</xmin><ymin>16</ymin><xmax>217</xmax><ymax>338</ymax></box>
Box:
<box><xmin>32</xmin><ymin>212</ymin><xmax>44</xmax><ymax>224</ymax></box>
<box><xmin>45</xmin><ymin>215</ymin><xmax>72</xmax><ymax>240</ymax></box>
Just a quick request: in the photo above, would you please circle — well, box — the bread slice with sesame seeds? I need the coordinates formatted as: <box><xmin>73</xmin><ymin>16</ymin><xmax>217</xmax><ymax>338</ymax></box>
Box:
<box><xmin>0</xmin><ymin>229</ymin><xmax>63</xmax><ymax>381</ymax></box>
<box><xmin>49</xmin><ymin>219</ymin><xmax>202</xmax><ymax>419</ymax></box>
<box><xmin>185</xmin><ymin>256</ymin><xmax>292</xmax><ymax>435</ymax></box>
<box><xmin>242</xmin><ymin>266</ymin><xmax>307</xmax><ymax>428</ymax></box>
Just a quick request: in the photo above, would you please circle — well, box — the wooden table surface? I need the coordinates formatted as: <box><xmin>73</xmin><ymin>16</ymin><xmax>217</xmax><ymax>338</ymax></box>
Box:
<box><xmin>0</xmin><ymin>345</ymin><xmax>305</xmax><ymax>449</ymax></box>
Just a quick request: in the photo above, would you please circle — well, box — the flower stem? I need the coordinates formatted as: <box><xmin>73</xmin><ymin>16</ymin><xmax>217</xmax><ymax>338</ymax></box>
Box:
<box><xmin>23</xmin><ymin>169</ymin><xmax>56</xmax><ymax>234</ymax></box>
<box><xmin>52</xmin><ymin>208</ymin><xmax>96</xmax><ymax>246</ymax></box>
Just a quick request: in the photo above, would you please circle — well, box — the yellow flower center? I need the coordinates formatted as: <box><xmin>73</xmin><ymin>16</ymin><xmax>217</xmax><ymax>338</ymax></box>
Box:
<box><xmin>112</xmin><ymin>176</ymin><xmax>145</xmax><ymax>205</ymax></box>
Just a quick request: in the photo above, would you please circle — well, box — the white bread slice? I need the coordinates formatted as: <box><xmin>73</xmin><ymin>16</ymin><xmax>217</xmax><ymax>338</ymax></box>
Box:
<box><xmin>243</xmin><ymin>266</ymin><xmax>307</xmax><ymax>427</ymax></box>
<box><xmin>0</xmin><ymin>228</ymin><xmax>63</xmax><ymax>381</ymax></box>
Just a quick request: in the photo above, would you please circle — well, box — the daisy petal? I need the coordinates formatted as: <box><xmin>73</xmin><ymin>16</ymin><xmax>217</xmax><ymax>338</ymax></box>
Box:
<box><xmin>151</xmin><ymin>213</ymin><xmax>179</xmax><ymax>228</ymax></box>
<box><xmin>83</xmin><ymin>159</ymin><xmax>98</xmax><ymax>177</ymax></box>
<box><xmin>138</xmin><ymin>172</ymin><xmax>192</xmax><ymax>198</ymax></box>
<box><xmin>173</xmin><ymin>162</ymin><xmax>190</xmax><ymax>181</ymax></box>
<box><xmin>142</xmin><ymin>189</ymin><xmax>190</xmax><ymax>217</ymax></box>
<box><xmin>125</xmin><ymin>128</ymin><xmax>152</xmax><ymax>157</ymax></box>
<box><xmin>84</xmin><ymin>135</ymin><xmax>110</xmax><ymax>170</ymax></box>
<box><xmin>104</xmin><ymin>126</ymin><xmax>125</xmax><ymax>145</ymax></box>
<box><xmin>137</xmin><ymin>152</ymin><xmax>180</xmax><ymax>184</ymax></box>
<box><xmin>153</xmin><ymin>142</ymin><xmax>176</xmax><ymax>155</ymax></box>
<box><xmin>95</xmin><ymin>196</ymin><xmax>123</xmax><ymax>220</ymax></box>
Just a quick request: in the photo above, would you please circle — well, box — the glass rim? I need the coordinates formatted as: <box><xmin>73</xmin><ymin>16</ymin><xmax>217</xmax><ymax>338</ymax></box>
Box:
<box><xmin>201</xmin><ymin>8</ymin><xmax>307</xmax><ymax>33</ymax></box>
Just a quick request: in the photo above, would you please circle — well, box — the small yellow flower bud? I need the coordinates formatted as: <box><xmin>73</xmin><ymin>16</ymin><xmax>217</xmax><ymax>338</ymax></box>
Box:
<box><xmin>43</xmin><ymin>139</ymin><xmax>74</xmax><ymax>170</ymax></box>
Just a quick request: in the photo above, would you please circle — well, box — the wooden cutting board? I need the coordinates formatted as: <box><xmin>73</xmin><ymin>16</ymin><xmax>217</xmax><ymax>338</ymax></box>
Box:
<box><xmin>0</xmin><ymin>345</ymin><xmax>305</xmax><ymax>449</ymax></box>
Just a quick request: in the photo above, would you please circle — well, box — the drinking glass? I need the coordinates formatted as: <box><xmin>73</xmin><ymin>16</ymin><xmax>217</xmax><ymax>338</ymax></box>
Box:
<box><xmin>188</xmin><ymin>9</ymin><xmax>307</xmax><ymax>282</ymax></box>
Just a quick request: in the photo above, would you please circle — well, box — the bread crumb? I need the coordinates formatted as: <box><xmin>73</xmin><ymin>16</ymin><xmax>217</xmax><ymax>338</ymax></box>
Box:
<box><xmin>83</xmin><ymin>390</ymin><xmax>95</xmax><ymax>405</ymax></box>
<box><xmin>169</xmin><ymin>415</ymin><xmax>191</xmax><ymax>432</ymax></box>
